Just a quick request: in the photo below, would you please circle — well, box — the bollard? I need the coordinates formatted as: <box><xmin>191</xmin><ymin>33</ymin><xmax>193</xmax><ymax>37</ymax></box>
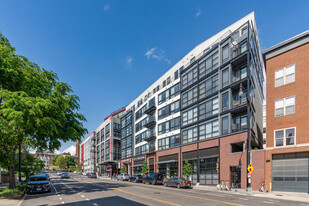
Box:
<box><xmin>269</xmin><ymin>182</ymin><xmax>272</xmax><ymax>193</ymax></box>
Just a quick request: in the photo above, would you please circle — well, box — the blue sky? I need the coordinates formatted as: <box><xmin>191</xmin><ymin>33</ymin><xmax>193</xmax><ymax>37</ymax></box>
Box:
<box><xmin>0</xmin><ymin>0</ymin><xmax>308</xmax><ymax>152</ymax></box>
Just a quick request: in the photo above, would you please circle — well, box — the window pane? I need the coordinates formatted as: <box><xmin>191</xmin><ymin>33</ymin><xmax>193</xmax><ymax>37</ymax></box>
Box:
<box><xmin>275</xmin><ymin>130</ymin><xmax>284</xmax><ymax>146</ymax></box>
<box><xmin>222</xmin><ymin>69</ymin><xmax>229</xmax><ymax>87</ymax></box>
<box><xmin>286</xmin><ymin>128</ymin><xmax>295</xmax><ymax>145</ymax></box>
<box><xmin>222</xmin><ymin>92</ymin><xmax>229</xmax><ymax>111</ymax></box>
<box><xmin>286</xmin><ymin>64</ymin><xmax>295</xmax><ymax>84</ymax></box>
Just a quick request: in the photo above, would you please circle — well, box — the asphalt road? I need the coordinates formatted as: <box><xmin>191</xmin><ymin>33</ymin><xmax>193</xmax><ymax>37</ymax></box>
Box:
<box><xmin>21</xmin><ymin>172</ymin><xmax>309</xmax><ymax>206</ymax></box>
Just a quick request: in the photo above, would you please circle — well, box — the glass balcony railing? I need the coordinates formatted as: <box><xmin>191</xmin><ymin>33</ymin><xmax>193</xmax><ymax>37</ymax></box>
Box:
<box><xmin>145</xmin><ymin>115</ymin><xmax>156</xmax><ymax>128</ymax></box>
<box><xmin>232</xmin><ymin>91</ymin><xmax>247</xmax><ymax>108</ymax></box>
<box><xmin>232</xmin><ymin>67</ymin><xmax>247</xmax><ymax>83</ymax></box>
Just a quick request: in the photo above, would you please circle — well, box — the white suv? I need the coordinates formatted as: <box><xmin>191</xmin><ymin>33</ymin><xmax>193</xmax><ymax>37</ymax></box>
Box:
<box><xmin>117</xmin><ymin>173</ymin><xmax>129</xmax><ymax>181</ymax></box>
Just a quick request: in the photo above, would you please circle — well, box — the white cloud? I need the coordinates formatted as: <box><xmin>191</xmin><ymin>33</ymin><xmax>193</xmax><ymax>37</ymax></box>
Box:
<box><xmin>195</xmin><ymin>9</ymin><xmax>201</xmax><ymax>17</ymax></box>
<box><xmin>62</xmin><ymin>145</ymin><xmax>76</xmax><ymax>156</ymax></box>
<box><xmin>126</xmin><ymin>56</ymin><xmax>133</xmax><ymax>67</ymax></box>
<box><xmin>103</xmin><ymin>4</ymin><xmax>110</xmax><ymax>12</ymax></box>
<box><xmin>144</xmin><ymin>47</ymin><xmax>171</xmax><ymax>64</ymax></box>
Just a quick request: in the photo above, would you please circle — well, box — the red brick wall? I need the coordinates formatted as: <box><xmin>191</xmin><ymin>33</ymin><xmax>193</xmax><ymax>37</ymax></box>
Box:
<box><xmin>251</xmin><ymin>150</ymin><xmax>264</xmax><ymax>191</ymax></box>
<box><xmin>265</xmin><ymin>42</ymin><xmax>309</xmax><ymax>191</ymax></box>
<box><xmin>220</xmin><ymin>132</ymin><xmax>248</xmax><ymax>189</ymax></box>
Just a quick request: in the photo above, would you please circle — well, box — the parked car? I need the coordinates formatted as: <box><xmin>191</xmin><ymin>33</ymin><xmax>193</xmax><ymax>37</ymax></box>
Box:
<box><xmin>82</xmin><ymin>172</ymin><xmax>87</xmax><ymax>176</ymax></box>
<box><xmin>164</xmin><ymin>177</ymin><xmax>191</xmax><ymax>189</ymax></box>
<box><xmin>88</xmin><ymin>173</ymin><xmax>97</xmax><ymax>179</ymax></box>
<box><xmin>40</xmin><ymin>171</ymin><xmax>49</xmax><ymax>178</ymax></box>
<box><xmin>117</xmin><ymin>173</ymin><xmax>130</xmax><ymax>181</ymax></box>
<box><xmin>129</xmin><ymin>174</ymin><xmax>143</xmax><ymax>183</ymax></box>
<box><xmin>26</xmin><ymin>174</ymin><xmax>51</xmax><ymax>194</ymax></box>
<box><xmin>86</xmin><ymin>172</ymin><xmax>91</xmax><ymax>177</ymax></box>
<box><xmin>143</xmin><ymin>173</ymin><xmax>164</xmax><ymax>185</ymax></box>
<box><xmin>61</xmin><ymin>172</ymin><xmax>70</xmax><ymax>179</ymax></box>
<box><xmin>77</xmin><ymin>171</ymin><xmax>82</xmax><ymax>175</ymax></box>
<box><xmin>57</xmin><ymin>170</ymin><xmax>62</xmax><ymax>176</ymax></box>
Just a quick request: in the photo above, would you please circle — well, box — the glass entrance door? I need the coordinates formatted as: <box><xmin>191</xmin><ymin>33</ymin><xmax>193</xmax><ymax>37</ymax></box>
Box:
<box><xmin>230</xmin><ymin>166</ymin><xmax>241</xmax><ymax>189</ymax></box>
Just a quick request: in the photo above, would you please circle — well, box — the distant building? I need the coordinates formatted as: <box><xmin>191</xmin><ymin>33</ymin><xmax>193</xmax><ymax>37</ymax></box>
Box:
<box><xmin>33</xmin><ymin>151</ymin><xmax>78</xmax><ymax>169</ymax></box>
<box><xmin>76</xmin><ymin>140</ymin><xmax>80</xmax><ymax>164</ymax></box>
<box><xmin>96</xmin><ymin>107</ymin><xmax>126</xmax><ymax>175</ymax></box>
<box><xmin>80</xmin><ymin>132</ymin><xmax>96</xmax><ymax>173</ymax></box>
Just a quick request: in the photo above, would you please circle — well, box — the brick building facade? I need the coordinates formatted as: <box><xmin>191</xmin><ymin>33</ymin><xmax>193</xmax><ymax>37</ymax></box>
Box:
<box><xmin>263</xmin><ymin>30</ymin><xmax>309</xmax><ymax>193</ymax></box>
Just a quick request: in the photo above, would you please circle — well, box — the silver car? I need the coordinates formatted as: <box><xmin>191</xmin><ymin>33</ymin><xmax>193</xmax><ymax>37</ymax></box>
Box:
<box><xmin>117</xmin><ymin>173</ymin><xmax>129</xmax><ymax>181</ymax></box>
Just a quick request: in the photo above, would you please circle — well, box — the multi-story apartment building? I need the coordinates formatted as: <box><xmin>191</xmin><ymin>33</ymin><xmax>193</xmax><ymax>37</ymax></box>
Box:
<box><xmin>263</xmin><ymin>30</ymin><xmax>309</xmax><ymax>193</ymax></box>
<box><xmin>120</xmin><ymin>12</ymin><xmax>265</xmax><ymax>191</ymax></box>
<box><xmin>263</xmin><ymin>100</ymin><xmax>266</xmax><ymax>149</ymax></box>
<box><xmin>80</xmin><ymin>132</ymin><xmax>96</xmax><ymax>173</ymax></box>
<box><xmin>96</xmin><ymin>108</ymin><xmax>125</xmax><ymax>175</ymax></box>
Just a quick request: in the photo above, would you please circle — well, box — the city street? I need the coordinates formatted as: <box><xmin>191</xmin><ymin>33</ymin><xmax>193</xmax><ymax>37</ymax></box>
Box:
<box><xmin>21</xmin><ymin>172</ymin><xmax>309</xmax><ymax>206</ymax></box>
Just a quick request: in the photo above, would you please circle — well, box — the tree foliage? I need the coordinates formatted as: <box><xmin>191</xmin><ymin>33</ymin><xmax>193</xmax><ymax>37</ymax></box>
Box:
<box><xmin>119</xmin><ymin>165</ymin><xmax>126</xmax><ymax>174</ymax></box>
<box><xmin>142</xmin><ymin>161</ymin><xmax>149</xmax><ymax>176</ymax></box>
<box><xmin>16</xmin><ymin>152</ymin><xmax>44</xmax><ymax>181</ymax></box>
<box><xmin>55</xmin><ymin>156</ymin><xmax>66</xmax><ymax>170</ymax></box>
<box><xmin>0</xmin><ymin>32</ymin><xmax>87</xmax><ymax>188</ymax></box>
<box><xmin>182</xmin><ymin>160</ymin><xmax>193</xmax><ymax>179</ymax></box>
<box><xmin>52</xmin><ymin>155</ymin><xmax>61</xmax><ymax>166</ymax></box>
<box><xmin>64</xmin><ymin>156</ymin><xmax>75</xmax><ymax>168</ymax></box>
<box><xmin>75</xmin><ymin>163</ymin><xmax>82</xmax><ymax>171</ymax></box>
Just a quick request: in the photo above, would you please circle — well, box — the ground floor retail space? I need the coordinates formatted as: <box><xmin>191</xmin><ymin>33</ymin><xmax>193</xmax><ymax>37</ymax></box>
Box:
<box><xmin>121</xmin><ymin>132</ymin><xmax>264</xmax><ymax>190</ymax></box>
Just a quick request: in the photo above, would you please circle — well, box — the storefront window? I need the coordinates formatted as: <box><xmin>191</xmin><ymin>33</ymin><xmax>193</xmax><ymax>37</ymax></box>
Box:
<box><xmin>199</xmin><ymin>157</ymin><xmax>219</xmax><ymax>185</ymax></box>
<box><xmin>158</xmin><ymin>162</ymin><xmax>178</xmax><ymax>179</ymax></box>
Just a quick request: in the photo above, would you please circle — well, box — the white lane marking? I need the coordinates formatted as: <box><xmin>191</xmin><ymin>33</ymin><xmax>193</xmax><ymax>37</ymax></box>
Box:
<box><xmin>57</xmin><ymin>194</ymin><xmax>60</xmax><ymax>197</ymax></box>
<box><xmin>93</xmin><ymin>203</ymin><xmax>98</xmax><ymax>206</ymax></box>
<box><xmin>56</xmin><ymin>179</ymin><xmax>76</xmax><ymax>192</ymax></box>
<box><xmin>239</xmin><ymin>198</ymin><xmax>248</xmax><ymax>200</ymax></box>
<box><xmin>78</xmin><ymin>193</ymin><xmax>80</xmax><ymax>194</ymax></box>
<box><xmin>86</xmin><ymin>199</ymin><xmax>90</xmax><ymax>201</ymax></box>
<box><xmin>263</xmin><ymin>201</ymin><xmax>275</xmax><ymax>204</ymax></box>
<box><xmin>81</xmin><ymin>195</ymin><xmax>85</xmax><ymax>198</ymax></box>
<box><xmin>268</xmin><ymin>200</ymin><xmax>279</xmax><ymax>202</ymax></box>
<box><xmin>59</xmin><ymin>197</ymin><xmax>62</xmax><ymax>200</ymax></box>
<box><xmin>51</xmin><ymin>182</ymin><xmax>59</xmax><ymax>194</ymax></box>
<box><xmin>62</xmin><ymin>201</ymin><xmax>65</xmax><ymax>204</ymax></box>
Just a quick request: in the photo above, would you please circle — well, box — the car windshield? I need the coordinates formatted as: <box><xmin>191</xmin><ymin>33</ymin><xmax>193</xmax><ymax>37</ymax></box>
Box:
<box><xmin>29</xmin><ymin>176</ymin><xmax>48</xmax><ymax>181</ymax></box>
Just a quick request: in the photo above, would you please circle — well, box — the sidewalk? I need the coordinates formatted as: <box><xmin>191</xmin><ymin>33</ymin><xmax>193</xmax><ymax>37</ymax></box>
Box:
<box><xmin>193</xmin><ymin>185</ymin><xmax>309</xmax><ymax>203</ymax></box>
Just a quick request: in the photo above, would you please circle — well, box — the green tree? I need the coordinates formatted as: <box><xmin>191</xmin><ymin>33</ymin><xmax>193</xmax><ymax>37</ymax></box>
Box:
<box><xmin>75</xmin><ymin>163</ymin><xmax>82</xmax><ymax>171</ymax></box>
<box><xmin>119</xmin><ymin>165</ymin><xmax>126</xmax><ymax>174</ymax></box>
<box><xmin>93</xmin><ymin>167</ymin><xmax>97</xmax><ymax>173</ymax></box>
<box><xmin>64</xmin><ymin>156</ymin><xmax>75</xmax><ymax>169</ymax></box>
<box><xmin>182</xmin><ymin>160</ymin><xmax>193</xmax><ymax>179</ymax></box>
<box><xmin>52</xmin><ymin>155</ymin><xmax>61</xmax><ymax>166</ymax></box>
<box><xmin>0</xmin><ymin>32</ymin><xmax>87</xmax><ymax>188</ymax></box>
<box><xmin>55</xmin><ymin>156</ymin><xmax>66</xmax><ymax>170</ymax></box>
<box><xmin>142</xmin><ymin>161</ymin><xmax>149</xmax><ymax>176</ymax></box>
<box><xmin>15</xmin><ymin>152</ymin><xmax>44</xmax><ymax>181</ymax></box>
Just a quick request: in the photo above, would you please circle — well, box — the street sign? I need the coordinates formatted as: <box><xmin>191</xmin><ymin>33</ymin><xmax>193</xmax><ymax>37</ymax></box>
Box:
<box><xmin>247</xmin><ymin>164</ymin><xmax>254</xmax><ymax>174</ymax></box>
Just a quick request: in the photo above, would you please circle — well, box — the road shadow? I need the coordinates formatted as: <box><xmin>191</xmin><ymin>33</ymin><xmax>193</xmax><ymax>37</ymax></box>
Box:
<box><xmin>50</xmin><ymin>196</ymin><xmax>147</xmax><ymax>206</ymax></box>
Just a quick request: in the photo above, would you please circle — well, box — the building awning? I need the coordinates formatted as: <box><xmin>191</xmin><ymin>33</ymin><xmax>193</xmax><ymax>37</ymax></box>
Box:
<box><xmin>156</xmin><ymin>160</ymin><xmax>178</xmax><ymax>164</ymax></box>
<box><xmin>132</xmin><ymin>164</ymin><xmax>143</xmax><ymax>167</ymax></box>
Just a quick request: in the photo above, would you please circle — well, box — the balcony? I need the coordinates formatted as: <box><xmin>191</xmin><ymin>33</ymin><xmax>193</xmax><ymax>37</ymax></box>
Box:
<box><xmin>232</xmin><ymin>66</ymin><xmax>247</xmax><ymax>83</ymax></box>
<box><xmin>232</xmin><ymin>91</ymin><xmax>247</xmax><ymax>108</ymax></box>
<box><xmin>144</xmin><ymin>115</ymin><xmax>156</xmax><ymax>128</ymax></box>
<box><xmin>147</xmin><ymin>141</ymin><xmax>156</xmax><ymax>153</ymax></box>
<box><xmin>144</xmin><ymin>104</ymin><xmax>156</xmax><ymax>114</ymax></box>
<box><xmin>145</xmin><ymin>130</ymin><xmax>156</xmax><ymax>142</ymax></box>
<box><xmin>232</xmin><ymin>115</ymin><xmax>248</xmax><ymax>133</ymax></box>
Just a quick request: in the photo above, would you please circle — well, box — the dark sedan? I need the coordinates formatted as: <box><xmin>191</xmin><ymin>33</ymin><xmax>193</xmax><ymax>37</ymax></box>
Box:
<box><xmin>26</xmin><ymin>175</ymin><xmax>51</xmax><ymax>194</ymax></box>
<box><xmin>164</xmin><ymin>177</ymin><xmax>191</xmax><ymax>189</ymax></box>
<box><xmin>143</xmin><ymin>173</ymin><xmax>164</xmax><ymax>185</ymax></box>
<box><xmin>129</xmin><ymin>174</ymin><xmax>143</xmax><ymax>183</ymax></box>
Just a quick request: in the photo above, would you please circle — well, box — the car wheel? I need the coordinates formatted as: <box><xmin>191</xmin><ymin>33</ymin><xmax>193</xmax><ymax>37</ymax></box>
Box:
<box><xmin>164</xmin><ymin>182</ymin><xmax>168</xmax><ymax>187</ymax></box>
<box><xmin>177</xmin><ymin>183</ymin><xmax>181</xmax><ymax>189</ymax></box>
